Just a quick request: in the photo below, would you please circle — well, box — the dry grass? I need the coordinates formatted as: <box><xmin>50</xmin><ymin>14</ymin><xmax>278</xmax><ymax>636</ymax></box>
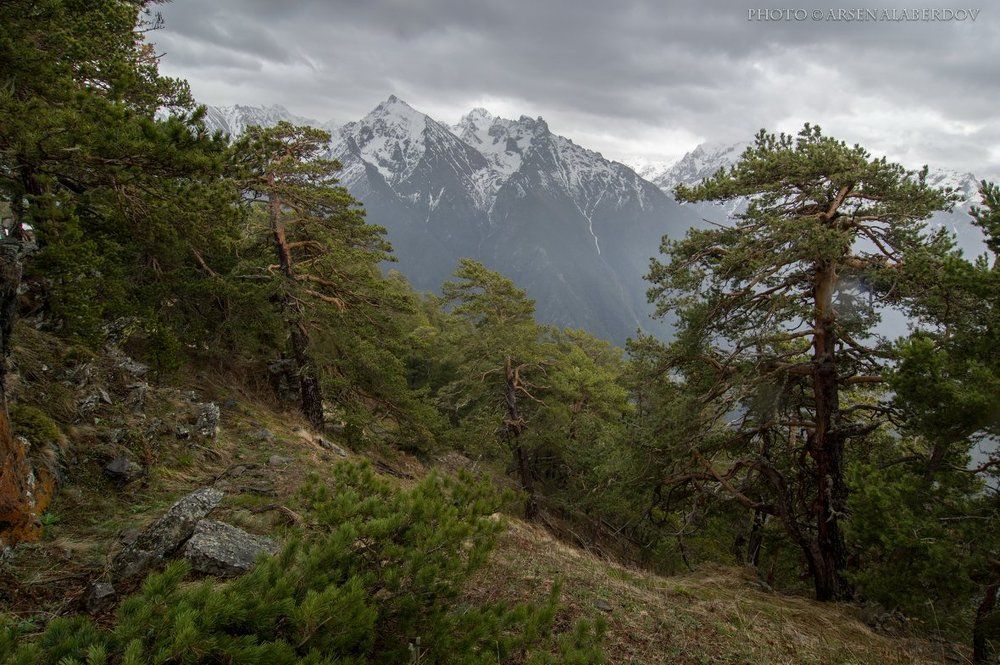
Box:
<box><xmin>467</xmin><ymin>520</ymin><xmax>968</xmax><ymax>664</ymax></box>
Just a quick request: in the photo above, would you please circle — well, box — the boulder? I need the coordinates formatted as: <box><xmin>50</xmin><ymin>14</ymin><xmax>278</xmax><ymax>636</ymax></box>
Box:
<box><xmin>268</xmin><ymin>454</ymin><xmax>293</xmax><ymax>467</ymax></box>
<box><xmin>109</xmin><ymin>487</ymin><xmax>223</xmax><ymax>579</ymax></box>
<box><xmin>125</xmin><ymin>382</ymin><xmax>148</xmax><ymax>413</ymax></box>
<box><xmin>103</xmin><ymin>455</ymin><xmax>143</xmax><ymax>484</ymax></box>
<box><xmin>182</xmin><ymin>519</ymin><xmax>279</xmax><ymax>577</ymax></box>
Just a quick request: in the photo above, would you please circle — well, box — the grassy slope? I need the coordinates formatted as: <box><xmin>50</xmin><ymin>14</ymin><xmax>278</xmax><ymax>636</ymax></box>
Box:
<box><xmin>0</xmin><ymin>330</ymin><xmax>967</xmax><ymax>663</ymax></box>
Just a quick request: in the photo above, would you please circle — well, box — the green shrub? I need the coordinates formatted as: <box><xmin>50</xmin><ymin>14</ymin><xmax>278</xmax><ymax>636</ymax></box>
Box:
<box><xmin>1</xmin><ymin>462</ymin><xmax>604</xmax><ymax>664</ymax></box>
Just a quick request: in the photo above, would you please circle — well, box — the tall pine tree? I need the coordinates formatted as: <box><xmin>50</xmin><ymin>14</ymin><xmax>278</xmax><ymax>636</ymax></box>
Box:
<box><xmin>647</xmin><ymin>125</ymin><xmax>955</xmax><ymax>599</ymax></box>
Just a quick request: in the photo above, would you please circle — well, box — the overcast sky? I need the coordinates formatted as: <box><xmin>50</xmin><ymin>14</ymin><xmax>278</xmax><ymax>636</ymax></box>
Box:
<box><xmin>152</xmin><ymin>0</ymin><xmax>1000</xmax><ymax>176</ymax></box>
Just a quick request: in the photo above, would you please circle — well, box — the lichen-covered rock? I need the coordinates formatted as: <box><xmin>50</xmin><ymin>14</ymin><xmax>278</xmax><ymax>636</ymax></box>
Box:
<box><xmin>268</xmin><ymin>454</ymin><xmax>292</xmax><ymax>467</ymax></box>
<box><xmin>182</xmin><ymin>519</ymin><xmax>279</xmax><ymax>577</ymax></box>
<box><xmin>195</xmin><ymin>402</ymin><xmax>220</xmax><ymax>438</ymax></box>
<box><xmin>109</xmin><ymin>487</ymin><xmax>223</xmax><ymax>579</ymax></box>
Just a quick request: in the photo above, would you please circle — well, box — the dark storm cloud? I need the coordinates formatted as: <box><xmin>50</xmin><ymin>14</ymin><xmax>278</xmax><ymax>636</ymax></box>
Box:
<box><xmin>151</xmin><ymin>0</ymin><xmax>1000</xmax><ymax>174</ymax></box>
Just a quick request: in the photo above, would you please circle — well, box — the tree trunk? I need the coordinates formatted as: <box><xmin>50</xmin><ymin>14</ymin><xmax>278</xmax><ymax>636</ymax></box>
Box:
<box><xmin>504</xmin><ymin>356</ymin><xmax>536</xmax><ymax>518</ymax></box>
<box><xmin>809</xmin><ymin>260</ymin><xmax>849</xmax><ymax>600</ymax></box>
<box><xmin>268</xmin><ymin>188</ymin><xmax>324</xmax><ymax>430</ymax></box>
<box><xmin>290</xmin><ymin>321</ymin><xmax>324</xmax><ymax>430</ymax></box>
<box><xmin>746</xmin><ymin>508</ymin><xmax>766</xmax><ymax>568</ymax></box>
<box><xmin>973</xmin><ymin>581</ymin><xmax>998</xmax><ymax>664</ymax></box>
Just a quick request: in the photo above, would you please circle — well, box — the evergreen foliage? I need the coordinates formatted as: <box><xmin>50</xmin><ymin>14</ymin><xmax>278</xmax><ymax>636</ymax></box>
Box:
<box><xmin>647</xmin><ymin>125</ymin><xmax>957</xmax><ymax>599</ymax></box>
<box><xmin>2</xmin><ymin>0</ymin><xmax>999</xmax><ymax>657</ymax></box>
<box><xmin>0</xmin><ymin>463</ymin><xmax>605</xmax><ymax>664</ymax></box>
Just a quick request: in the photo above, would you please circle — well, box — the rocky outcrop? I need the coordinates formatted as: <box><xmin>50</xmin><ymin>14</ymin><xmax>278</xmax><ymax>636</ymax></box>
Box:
<box><xmin>109</xmin><ymin>487</ymin><xmax>223</xmax><ymax>579</ymax></box>
<box><xmin>182</xmin><ymin>519</ymin><xmax>279</xmax><ymax>577</ymax></box>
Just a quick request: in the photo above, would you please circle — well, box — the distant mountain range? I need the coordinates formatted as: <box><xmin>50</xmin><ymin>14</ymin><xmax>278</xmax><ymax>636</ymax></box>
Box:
<box><xmin>199</xmin><ymin>100</ymin><xmax>990</xmax><ymax>342</ymax></box>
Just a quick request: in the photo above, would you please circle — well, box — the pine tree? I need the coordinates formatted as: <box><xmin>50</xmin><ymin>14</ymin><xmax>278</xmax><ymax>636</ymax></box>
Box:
<box><xmin>868</xmin><ymin>182</ymin><xmax>1000</xmax><ymax>659</ymax></box>
<box><xmin>231</xmin><ymin>122</ymin><xmax>396</xmax><ymax>430</ymax></box>
<box><xmin>647</xmin><ymin>125</ymin><xmax>955</xmax><ymax>599</ymax></box>
<box><xmin>442</xmin><ymin>260</ymin><xmax>550</xmax><ymax>517</ymax></box>
<box><xmin>0</xmin><ymin>0</ymin><xmax>228</xmax><ymax>545</ymax></box>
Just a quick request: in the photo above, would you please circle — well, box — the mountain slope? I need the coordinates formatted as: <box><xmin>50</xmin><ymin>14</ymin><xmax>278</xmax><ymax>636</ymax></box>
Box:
<box><xmin>325</xmin><ymin>97</ymin><xmax>702</xmax><ymax>342</ymax></box>
<box><xmin>2</xmin><ymin>327</ymin><xmax>962</xmax><ymax>664</ymax></box>
<box><xmin>200</xmin><ymin>104</ymin><xmax>319</xmax><ymax>138</ymax></box>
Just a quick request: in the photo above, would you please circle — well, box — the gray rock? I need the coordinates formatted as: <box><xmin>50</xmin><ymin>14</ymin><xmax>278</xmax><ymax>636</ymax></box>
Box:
<box><xmin>252</xmin><ymin>428</ymin><xmax>276</xmax><ymax>443</ymax></box>
<box><xmin>195</xmin><ymin>402</ymin><xmax>221</xmax><ymax>438</ymax></box>
<box><xmin>104</xmin><ymin>455</ymin><xmax>143</xmax><ymax>483</ymax></box>
<box><xmin>268</xmin><ymin>454</ymin><xmax>293</xmax><ymax>467</ymax></box>
<box><xmin>108</xmin><ymin>348</ymin><xmax>148</xmax><ymax>377</ymax></box>
<box><xmin>84</xmin><ymin>581</ymin><xmax>115</xmax><ymax>613</ymax></box>
<box><xmin>110</xmin><ymin>487</ymin><xmax>223</xmax><ymax>579</ymax></box>
<box><xmin>317</xmin><ymin>437</ymin><xmax>348</xmax><ymax>457</ymax></box>
<box><xmin>182</xmin><ymin>519</ymin><xmax>279</xmax><ymax>577</ymax></box>
<box><xmin>125</xmin><ymin>382</ymin><xmax>148</xmax><ymax>413</ymax></box>
<box><xmin>77</xmin><ymin>389</ymin><xmax>111</xmax><ymax>414</ymax></box>
<box><xmin>175</xmin><ymin>424</ymin><xmax>191</xmax><ymax>440</ymax></box>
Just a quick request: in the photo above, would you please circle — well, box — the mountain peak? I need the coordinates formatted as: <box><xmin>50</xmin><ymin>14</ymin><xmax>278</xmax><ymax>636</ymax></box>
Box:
<box><xmin>377</xmin><ymin>94</ymin><xmax>418</xmax><ymax>112</ymax></box>
<box><xmin>199</xmin><ymin>103</ymin><xmax>318</xmax><ymax>137</ymax></box>
<box><xmin>460</xmin><ymin>107</ymin><xmax>495</xmax><ymax>125</ymax></box>
<box><xmin>361</xmin><ymin>95</ymin><xmax>428</xmax><ymax>135</ymax></box>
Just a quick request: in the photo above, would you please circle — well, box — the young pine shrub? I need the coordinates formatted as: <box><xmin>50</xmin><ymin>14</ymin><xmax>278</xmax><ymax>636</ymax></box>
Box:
<box><xmin>1</xmin><ymin>461</ymin><xmax>604</xmax><ymax>664</ymax></box>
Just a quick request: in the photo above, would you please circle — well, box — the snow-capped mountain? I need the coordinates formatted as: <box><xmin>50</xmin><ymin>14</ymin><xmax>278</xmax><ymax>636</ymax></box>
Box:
<box><xmin>324</xmin><ymin>96</ymin><xmax>699</xmax><ymax>342</ymax></box>
<box><xmin>640</xmin><ymin>141</ymin><xmax>751</xmax><ymax>193</ymax></box>
<box><xmin>200</xmin><ymin>104</ymin><xmax>320</xmax><ymax>138</ymax></box>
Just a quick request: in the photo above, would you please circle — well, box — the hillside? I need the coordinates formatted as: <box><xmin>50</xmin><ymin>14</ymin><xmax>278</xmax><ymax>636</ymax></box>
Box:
<box><xmin>0</xmin><ymin>327</ymin><xmax>966</xmax><ymax>664</ymax></box>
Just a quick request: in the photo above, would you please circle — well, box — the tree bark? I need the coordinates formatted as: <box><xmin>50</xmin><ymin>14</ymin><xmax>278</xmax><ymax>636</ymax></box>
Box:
<box><xmin>268</xmin><ymin>187</ymin><xmax>324</xmax><ymax>430</ymax></box>
<box><xmin>809</xmin><ymin>260</ymin><xmax>849</xmax><ymax>600</ymax></box>
<box><xmin>504</xmin><ymin>356</ymin><xmax>536</xmax><ymax>518</ymax></box>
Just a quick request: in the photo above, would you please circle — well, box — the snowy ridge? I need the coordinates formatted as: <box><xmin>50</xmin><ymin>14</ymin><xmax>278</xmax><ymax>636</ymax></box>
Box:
<box><xmin>200</xmin><ymin>104</ymin><xmax>318</xmax><ymax>138</ymax></box>
<box><xmin>324</xmin><ymin>96</ymin><xmax>656</xmax><ymax>222</ymax></box>
<box><xmin>638</xmin><ymin>141</ymin><xmax>751</xmax><ymax>193</ymax></box>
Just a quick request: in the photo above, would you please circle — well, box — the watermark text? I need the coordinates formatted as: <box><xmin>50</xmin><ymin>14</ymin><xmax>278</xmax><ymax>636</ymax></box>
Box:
<box><xmin>748</xmin><ymin>8</ymin><xmax>981</xmax><ymax>22</ymax></box>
